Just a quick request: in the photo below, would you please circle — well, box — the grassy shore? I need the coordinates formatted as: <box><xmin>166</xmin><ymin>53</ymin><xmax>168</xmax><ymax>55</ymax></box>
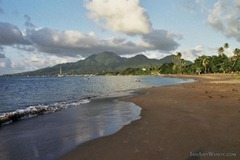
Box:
<box><xmin>60</xmin><ymin>74</ymin><xmax>240</xmax><ymax>160</ymax></box>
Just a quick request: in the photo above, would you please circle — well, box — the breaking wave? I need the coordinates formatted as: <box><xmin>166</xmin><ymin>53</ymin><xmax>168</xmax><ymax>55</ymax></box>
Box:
<box><xmin>0</xmin><ymin>99</ymin><xmax>90</xmax><ymax>126</ymax></box>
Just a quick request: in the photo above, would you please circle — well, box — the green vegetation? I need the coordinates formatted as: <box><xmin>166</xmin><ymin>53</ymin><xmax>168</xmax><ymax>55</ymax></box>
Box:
<box><xmin>158</xmin><ymin>43</ymin><xmax>240</xmax><ymax>75</ymax></box>
<box><xmin>11</xmin><ymin>51</ymin><xmax>191</xmax><ymax>76</ymax></box>
<box><xmin>102</xmin><ymin>43</ymin><xmax>240</xmax><ymax>75</ymax></box>
<box><xmin>7</xmin><ymin>44</ymin><xmax>240</xmax><ymax>77</ymax></box>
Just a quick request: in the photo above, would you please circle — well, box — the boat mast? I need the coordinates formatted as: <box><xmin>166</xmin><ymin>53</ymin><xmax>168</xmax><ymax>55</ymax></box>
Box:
<box><xmin>60</xmin><ymin>66</ymin><xmax>62</xmax><ymax>75</ymax></box>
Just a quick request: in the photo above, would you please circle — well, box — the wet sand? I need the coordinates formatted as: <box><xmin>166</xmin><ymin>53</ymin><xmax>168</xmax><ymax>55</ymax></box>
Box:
<box><xmin>60</xmin><ymin>74</ymin><xmax>240</xmax><ymax>160</ymax></box>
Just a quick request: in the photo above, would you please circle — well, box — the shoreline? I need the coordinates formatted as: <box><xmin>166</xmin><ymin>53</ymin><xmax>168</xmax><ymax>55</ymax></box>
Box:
<box><xmin>0</xmin><ymin>97</ymin><xmax>143</xmax><ymax>160</ymax></box>
<box><xmin>60</xmin><ymin>74</ymin><xmax>240</xmax><ymax>160</ymax></box>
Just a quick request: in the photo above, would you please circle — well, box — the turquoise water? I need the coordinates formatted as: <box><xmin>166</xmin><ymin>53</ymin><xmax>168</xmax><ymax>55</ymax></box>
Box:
<box><xmin>0</xmin><ymin>76</ymin><xmax>194</xmax><ymax>160</ymax></box>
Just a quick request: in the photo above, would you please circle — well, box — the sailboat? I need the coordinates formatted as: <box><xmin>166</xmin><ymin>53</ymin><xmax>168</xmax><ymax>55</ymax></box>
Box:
<box><xmin>57</xmin><ymin>65</ymin><xmax>63</xmax><ymax>77</ymax></box>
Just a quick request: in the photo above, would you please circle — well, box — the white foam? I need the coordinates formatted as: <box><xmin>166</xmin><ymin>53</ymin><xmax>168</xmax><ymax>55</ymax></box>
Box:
<box><xmin>0</xmin><ymin>99</ymin><xmax>91</xmax><ymax>125</ymax></box>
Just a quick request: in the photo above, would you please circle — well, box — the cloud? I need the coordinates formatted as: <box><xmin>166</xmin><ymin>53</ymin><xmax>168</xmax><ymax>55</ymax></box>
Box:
<box><xmin>0</xmin><ymin>22</ymin><xmax>30</xmax><ymax>45</ymax></box>
<box><xmin>0</xmin><ymin>53</ymin><xmax>5</xmax><ymax>58</ymax></box>
<box><xmin>207</xmin><ymin>0</ymin><xmax>240</xmax><ymax>42</ymax></box>
<box><xmin>0</xmin><ymin>26</ymin><xmax>182</xmax><ymax>74</ymax></box>
<box><xmin>0</xmin><ymin>45</ymin><xmax>6</xmax><ymax>58</ymax></box>
<box><xmin>235</xmin><ymin>0</ymin><xmax>240</xmax><ymax>5</ymax></box>
<box><xmin>10</xmin><ymin>53</ymin><xmax>78</xmax><ymax>73</ymax></box>
<box><xmin>0</xmin><ymin>58</ymin><xmax>11</xmax><ymax>67</ymax></box>
<box><xmin>14</xmin><ymin>45</ymin><xmax>36</xmax><ymax>52</ymax></box>
<box><xmin>177</xmin><ymin>45</ymin><xmax>205</xmax><ymax>61</ymax></box>
<box><xmin>85</xmin><ymin>0</ymin><xmax>151</xmax><ymax>35</ymax></box>
<box><xmin>26</xmin><ymin>28</ymin><xmax>108</xmax><ymax>57</ymax></box>
<box><xmin>112</xmin><ymin>37</ymin><xmax>126</xmax><ymax>44</ymax></box>
<box><xmin>0</xmin><ymin>45</ymin><xmax>3</xmax><ymax>51</ymax></box>
<box><xmin>0</xmin><ymin>57</ymin><xmax>13</xmax><ymax>75</ymax></box>
<box><xmin>142</xmin><ymin>29</ymin><xmax>182</xmax><ymax>52</ymax></box>
<box><xmin>25</xmin><ymin>27</ymin><xmax>181</xmax><ymax>57</ymax></box>
<box><xmin>0</xmin><ymin>21</ymin><xmax>181</xmax><ymax>59</ymax></box>
<box><xmin>180</xmin><ymin>0</ymin><xmax>207</xmax><ymax>13</ymax></box>
<box><xmin>0</xmin><ymin>45</ymin><xmax>5</xmax><ymax>58</ymax></box>
<box><xmin>0</xmin><ymin>52</ymin><xmax>79</xmax><ymax>75</ymax></box>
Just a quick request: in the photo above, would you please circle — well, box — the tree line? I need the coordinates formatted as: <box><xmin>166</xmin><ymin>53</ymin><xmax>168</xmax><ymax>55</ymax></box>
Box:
<box><xmin>160</xmin><ymin>43</ymin><xmax>240</xmax><ymax>75</ymax></box>
<box><xmin>100</xmin><ymin>43</ymin><xmax>240</xmax><ymax>76</ymax></box>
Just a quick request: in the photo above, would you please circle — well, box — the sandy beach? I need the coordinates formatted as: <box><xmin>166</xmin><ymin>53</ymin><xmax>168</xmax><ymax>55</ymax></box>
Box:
<box><xmin>60</xmin><ymin>74</ymin><xmax>240</xmax><ymax>160</ymax></box>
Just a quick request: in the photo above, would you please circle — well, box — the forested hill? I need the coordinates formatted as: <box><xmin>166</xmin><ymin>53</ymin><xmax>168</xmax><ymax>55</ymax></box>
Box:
<box><xmin>13</xmin><ymin>51</ymin><xmax>192</xmax><ymax>76</ymax></box>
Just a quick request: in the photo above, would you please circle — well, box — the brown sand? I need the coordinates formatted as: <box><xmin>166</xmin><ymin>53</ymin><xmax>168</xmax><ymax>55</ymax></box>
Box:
<box><xmin>60</xmin><ymin>74</ymin><xmax>240</xmax><ymax>160</ymax></box>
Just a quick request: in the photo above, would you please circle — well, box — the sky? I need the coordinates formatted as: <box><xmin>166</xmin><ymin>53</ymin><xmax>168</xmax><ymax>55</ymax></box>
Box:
<box><xmin>0</xmin><ymin>0</ymin><xmax>239</xmax><ymax>75</ymax></box>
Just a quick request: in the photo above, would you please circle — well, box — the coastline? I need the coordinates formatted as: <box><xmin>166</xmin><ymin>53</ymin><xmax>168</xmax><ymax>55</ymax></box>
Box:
<box><xmin>60</xmin><ymin>74</ymin><xmax>240</xmax><ymax>160</ymax></box>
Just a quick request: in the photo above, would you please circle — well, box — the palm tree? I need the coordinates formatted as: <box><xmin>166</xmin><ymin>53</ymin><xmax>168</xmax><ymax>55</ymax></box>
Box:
<box><xmin>224</xmin><ymin>43</ymin><xmax>230</xmax><ymax>57</ymax></box>
<box><xmin>154</xmin><ymin>65</ymin><xmax>161</xmax><ymax>70</ymax></box>
<box><xmin>172</xmin><ymin>52</ymin><xmax>182</xmax><ymax>63</ymax></box>
<box><xmin>224</xmin><ymin>43</ymin><xmax>229</xmax><ymax>49</ymax></box>
<box><xmin>180</xmin><ymin>59</ymin><xmax>186</xmax><ymax>73</ymax></box>
<box><xmin>231</xmin><ymin>48</ymin><xmax>240</xmax><ymax>71</ymax></box>
<box><xmin>218</xmin><ymin>47</ymin><xmax>224</xmax><ymax>56</ymax></box>
<box><xmin>202</xmin><ymin>56</ymin><xmax>210</xmax><ymax>74</ymax></box>
<box><xmin>172</xmin><ymin>52</ymin><xmax>183</xmax><ymax>74</ymax></box>
<box><xmin>177</xmin><ymin>52</ymin><xmax>182</xmax><ymax>60</ymax></box>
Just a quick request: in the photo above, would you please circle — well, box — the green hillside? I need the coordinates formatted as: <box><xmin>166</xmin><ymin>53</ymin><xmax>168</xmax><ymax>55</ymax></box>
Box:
<box><xmin>13</xmin><ymin>51</ymin><xmax>191</xmax><ymax>76</ymax></box>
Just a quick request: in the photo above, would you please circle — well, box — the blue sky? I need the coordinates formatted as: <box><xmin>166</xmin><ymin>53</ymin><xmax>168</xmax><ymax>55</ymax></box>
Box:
<box><xmin>0</xmin><ymin>0</ymin><xmax>239</xmax><ymax>75</ymax></box>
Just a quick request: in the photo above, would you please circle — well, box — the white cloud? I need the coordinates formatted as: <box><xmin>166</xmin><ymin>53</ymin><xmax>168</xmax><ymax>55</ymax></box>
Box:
<box><xmin>5</xmin><ymin>53</ymin><xmax>79</xmax><ymax>74</ymax></box>
<box><xmin>0</xmin><ymin>20</ymin><xmax>182</xmax><ymax>74</ymax></box>
<box><xmin>85</xmin><ymin>0</ymin><xmax>151</xmax><ymax>35</ymax></box>
<box><xmin>0</xmin><ymin>61</ymin><xmax>4</xmax><ymax>67</ymax></box>
<box><xmin>207</xmin><ymin>0</ymin><xmax>240</xmax><ymax>42</ymax></box>
<box><xmin>26</xmin><ymin>28</ymin><xmax>99</xmax><ymax>57</ymax></box>
<box><xmin>25</xmin><ymin>27</ymin><xmax>181</xmax><ymax>57</ymax></box>
<box><xmin>0</xmin><ymin>45</ymin><xmax>4</xmax><ymax>58</ymax></box>
<box><xmin>0</xmin><ymin>58</ymin><xmax>12</xmax><ymax>75</ymax></box>
<box><xmin>177</xmin><ymin>45</ymin><xmax>205</xmax><ymax>61</ymax></box>
<box><xmin>26</xmin><ymin>27</ymin><xmax>146</xmax><ymax>57</ymax></box>
<box><xmin>235</xmin><ymin>0</ymin><xmax>240</xmax><ymax>5</ymax></box>
<box><xmin>141</xmin><ymin>51</ymin><xmax>170</xmax><ymax>59</ymax></box>
<box><xmin>0</xmin><ymin>21</ymin><xmax>181</xmax><ymax>60</ymax></box>
<box><xmin>121</xmin><ymin>50</ymin><xmax>168</xmax><ymax>60</ymax></box>
<box><xmin>180</xmin><ymin>0</ymin><xmax>207</xmax><ymax>13</ymax></box>
<box><xmin>224</xmin><ymin>47</ymin><xmax>234</xmax><ymax>57</ymax></box>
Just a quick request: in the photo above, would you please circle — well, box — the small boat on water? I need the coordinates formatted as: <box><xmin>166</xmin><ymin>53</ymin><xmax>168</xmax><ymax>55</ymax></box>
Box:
<box><xmin>57</xmin><ymin>66</ymin><xmax>64</xmax><ymax>77</ymax></box>
<box><xmin>84</xmin><ymin>74</ymin><xmax>92</xmax><ymax>80</ymax></box>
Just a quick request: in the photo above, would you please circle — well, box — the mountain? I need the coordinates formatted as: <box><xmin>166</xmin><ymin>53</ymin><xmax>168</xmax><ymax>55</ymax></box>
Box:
<box><xmin>159</xmin><ymin>55</ymin><xmax>175</xmax><ymax>64</ymax></box>
<box><xmin>14</xmin><ymin>51</ymin><xmax>192</xmax><ymax>76</ymax></box>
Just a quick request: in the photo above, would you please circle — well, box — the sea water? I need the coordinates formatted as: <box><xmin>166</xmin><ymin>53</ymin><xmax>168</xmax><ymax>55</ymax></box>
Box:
<box><xmin>0</xmin><ymin>76</ymin><xmax>194</xmax><ymax>160</ymax></box>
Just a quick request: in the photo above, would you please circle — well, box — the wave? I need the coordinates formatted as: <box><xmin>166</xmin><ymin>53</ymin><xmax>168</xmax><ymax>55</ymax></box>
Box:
<box><xmin>0</xmin><ymin>98</ymin><xmax>90</xmax><ymax>126</ymax></box>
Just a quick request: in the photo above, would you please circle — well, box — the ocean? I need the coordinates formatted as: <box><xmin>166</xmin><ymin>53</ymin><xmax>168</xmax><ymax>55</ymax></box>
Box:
<box><xmin>0</xmin><ymin>76</ymin><xmax>194</xmax><ymax>160</ymax></box>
